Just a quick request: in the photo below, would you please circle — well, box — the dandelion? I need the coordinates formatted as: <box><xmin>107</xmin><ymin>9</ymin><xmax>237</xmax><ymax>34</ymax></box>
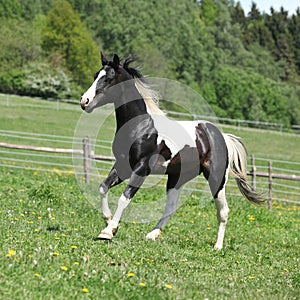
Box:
<box><xmin>165</xmin><ymin>284</ymin><xmax>172</xmax><ymax>289</ymax></box>
<box><xmin>71</xmin><ymin>245</ymin><xmax>78</xmax><ymax>249</ymax></box>
<box><xmin>53</xmin><ymin>168</ymin><xmax>62</xmax><ymax>176</ymax></box>
<box><xmin>61</xmin><ymin>266</ymin><xmax>68</xmax><ymax>271</ymax></box>
<box><xmin>53</xmin><ymin>252</ymin><xmax>59</xmax><ymax>256</ymax></box>
<box><xmin>34</xmin><ymin>273</ymin><xmax>41</xmax><ymax>277</ymax></box>
<box><xmin>140</xmin><ymin>282</ymin><xmax>146</xmax><ymax>287</ymax></box>
<box><xmin>82</xmin><ymin>288</ymin><xmax>89</xmax><ymax>293</ymax></box>
<box><xmin>127</xmin><ymin>272</ymin><xmax>135</xmax><ymax>277</ymax></box>
<box><xmin>74</xmin><ymin>262</ymin><xmax>80</xmax><ymax>265</ymax></box>
<box><xmin>249</xmin><ymin>216</ymin><xmax>255</xmax><ymax>222</ymax></box>
<box><xmin>6</xmin><ymin>250</ymin><xmax>16</xmax><ymax>257</ymax></box>
<box><xmin>248</xmin><ymin>276</ymin><xmax>255</xmax><ymax>280</ymax></box>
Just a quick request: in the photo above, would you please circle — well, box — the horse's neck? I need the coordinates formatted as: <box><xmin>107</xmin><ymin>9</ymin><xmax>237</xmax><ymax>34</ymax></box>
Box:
<box><xmin>115</xmin><ymin>96</ymin><xmax>149</xmax><ymax>131</ymax></box>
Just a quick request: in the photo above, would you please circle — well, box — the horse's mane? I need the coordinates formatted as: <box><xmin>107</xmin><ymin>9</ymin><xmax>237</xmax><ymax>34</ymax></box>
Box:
<box><xmin>123</xmin><ymin>57</ymin><xmax>165</xmax><ymax>116</ymax></box>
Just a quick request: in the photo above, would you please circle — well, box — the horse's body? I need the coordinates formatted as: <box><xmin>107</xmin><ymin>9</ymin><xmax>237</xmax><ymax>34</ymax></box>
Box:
<box><xmin>80</xmin><ymin>54</ymin><xmax>263</xmax><ymax>250</ymax></box>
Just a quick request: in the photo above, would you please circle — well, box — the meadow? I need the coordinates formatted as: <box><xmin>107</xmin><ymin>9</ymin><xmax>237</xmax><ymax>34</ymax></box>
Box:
<box><xmin>0</xmin><ymin>94</ymin><xmax>299</xmax><ymax>299</ymax></box>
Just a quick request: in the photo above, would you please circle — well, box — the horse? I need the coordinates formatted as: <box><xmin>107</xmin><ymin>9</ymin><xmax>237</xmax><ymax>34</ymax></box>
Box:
<box><xmin>80</xmin><ymin>53</ymin><xmax>264</xmax><ymax>250</ymax></box>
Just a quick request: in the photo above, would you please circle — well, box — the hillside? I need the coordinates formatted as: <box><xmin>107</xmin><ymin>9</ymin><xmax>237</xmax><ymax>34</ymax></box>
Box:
<box><xmin>0</xmin><ymin>0</ymin><xmax>300</xmax><ymax>127</ymax></box>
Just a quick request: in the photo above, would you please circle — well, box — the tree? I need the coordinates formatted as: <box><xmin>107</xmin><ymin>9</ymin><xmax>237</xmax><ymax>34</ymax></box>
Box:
<box><xmin>200</xmin><ymin>0</ymin><xmax>216</xmax><ymax>26</ymax></box>
<box><xmin>0</xmin><ymin>18</ymin><xmax>42</xmax><ymax>71</ymax></box>
<box><xmin>42</xmin><ymin>0</ymin><xmax>99</xmax><ymax>88</ymax></box>
<box><xmin>265</xmin><ymin>7</ymin><xmax>297</xmax><ymax>81</ymax></box>
<box><xmin>288</xmin><ymin>8</ymin><xmax>300</xmax><ymax>74</ymax></box>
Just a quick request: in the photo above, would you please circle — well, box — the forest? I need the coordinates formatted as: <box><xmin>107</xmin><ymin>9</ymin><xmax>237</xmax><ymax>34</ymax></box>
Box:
<box><xmin>0</xmin><ymin>0</ymin><xmax>299</xmax><ymax>127</ymax></box>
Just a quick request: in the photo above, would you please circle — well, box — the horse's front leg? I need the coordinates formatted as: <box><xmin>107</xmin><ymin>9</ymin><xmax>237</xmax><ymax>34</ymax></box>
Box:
<box><xmin>99</xmin><ymin>166</ymin><xmax>124</xmax><ymax>224</ymax></box>
<box><xmin>97</xmin><ymin>161</ymin><xmax>149</xmax><ymax>240</ymax></box>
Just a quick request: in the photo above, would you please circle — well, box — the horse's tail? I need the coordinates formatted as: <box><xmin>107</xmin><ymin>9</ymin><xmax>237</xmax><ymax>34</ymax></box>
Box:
<box><xmin>224</xmin><ymin>134</ymin><xmax>265</xmax><ymax>205</ymax></box>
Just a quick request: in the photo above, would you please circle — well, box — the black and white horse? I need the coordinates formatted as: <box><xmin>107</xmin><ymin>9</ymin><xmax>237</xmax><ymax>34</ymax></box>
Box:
<box><xmin>80</xmin><ymin>54</ymin><xmax>263</xmax><ymax>250</ymax></box>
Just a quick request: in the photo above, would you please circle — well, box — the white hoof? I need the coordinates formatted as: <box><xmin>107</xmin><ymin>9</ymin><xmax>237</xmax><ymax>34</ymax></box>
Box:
<box><xmin>146</xmin><ymin>229</ymin><xmax>162</xmax><ymax>241</ymax></box>
<box><xmin>97</xmin><ymin>230</ymin><xmax>113</xmax><ymax>240</ymax></box>
<box><xmin>97</xmin><ymin>219</ymin><xmax>118</xmax><ymax>240</ymax></box>
<box><xmin>214</xmin><ymin>243</ymin><xmax>223</xmax><ymax>251</ymax></box>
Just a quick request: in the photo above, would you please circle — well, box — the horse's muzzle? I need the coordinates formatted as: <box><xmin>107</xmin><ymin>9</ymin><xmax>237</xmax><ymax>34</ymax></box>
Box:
<box><xmin>80</xmin><ymin>96</ymin><xmax>89</xmax><ymax>110</ymax></box>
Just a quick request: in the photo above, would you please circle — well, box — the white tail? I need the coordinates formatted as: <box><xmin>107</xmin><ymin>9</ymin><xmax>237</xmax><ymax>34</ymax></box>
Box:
<box><xmin>224</xmin><ymin>134</ymin><xmax>265</xmax><ymax>205</ymax></box>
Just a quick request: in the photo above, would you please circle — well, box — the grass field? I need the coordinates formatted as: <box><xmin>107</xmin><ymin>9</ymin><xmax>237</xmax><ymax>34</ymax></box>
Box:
<box><xmin>0</xmin><ymin>94</ymin><xmax>299</xmax><ymax>299</ymax></box>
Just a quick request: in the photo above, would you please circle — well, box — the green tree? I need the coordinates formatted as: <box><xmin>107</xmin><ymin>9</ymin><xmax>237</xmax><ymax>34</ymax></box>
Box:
<box><xmin>265</xmin><ymin>7</ymin><xmax>297</xmax><ymax>81</ymax></box>
<box><xmin>288</xmin><ymin>8</ymin><xmax>300</xmax><ymax>74</ymax></box>
<box><xmin>42</xmin><ymin>0</ymin><xmax>99</xmax><ymax>88</ymax></box>
<box><xmin>200</xmin><ymin>0</ymin><xmax>216</xmax><ymax>26</ymax></box>
<box><xmin>0</xmin><ymin>18</ymin><xmax>42</xmax><ymax>71</ymax></box>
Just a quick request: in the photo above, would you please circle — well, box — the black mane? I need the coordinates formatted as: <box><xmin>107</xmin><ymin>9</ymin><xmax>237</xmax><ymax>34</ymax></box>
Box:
<box><xmin>123</xmin><ymin>57</ymin><xmax>144</xmax><ymax>80</ymax></box>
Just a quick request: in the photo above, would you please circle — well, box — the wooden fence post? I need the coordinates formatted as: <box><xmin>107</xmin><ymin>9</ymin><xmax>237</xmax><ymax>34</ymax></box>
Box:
<box><xmin>83</xmin><ymin>136</ymin><xmax>91</xmax><ymax>184</ymax></box>
<box><xmin>268</xmin><ymin>161</ymin><xmax>273</xmax><ymax>210</ymax></box>
<box><xmin>251</xmin><ymin>154</ymin><xmax>256</xmax><ymax>190</ymax></box>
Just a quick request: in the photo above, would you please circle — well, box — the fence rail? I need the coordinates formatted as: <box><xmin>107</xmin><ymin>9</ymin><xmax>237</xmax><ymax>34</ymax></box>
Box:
<box><xmin>1</xmin><ymin>93</ymin><xmax>300</xmax><ymax>134</ymax></box>
<box><xmin>0</xmin><ymin>133</ymin><xmax>299</xmax><ymax>207</ymax></box>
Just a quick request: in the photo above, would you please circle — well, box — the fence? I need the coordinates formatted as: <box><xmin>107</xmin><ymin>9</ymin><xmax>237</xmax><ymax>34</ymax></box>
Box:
<box><xmin>0</xmin><ymin>131</ymin><xmax>299</xmax><ymax>208</ymax></box>
<box><xmin>1</xmin><ymin>93</ymin><xmax>299</xmax><ymax>134</ymax></box>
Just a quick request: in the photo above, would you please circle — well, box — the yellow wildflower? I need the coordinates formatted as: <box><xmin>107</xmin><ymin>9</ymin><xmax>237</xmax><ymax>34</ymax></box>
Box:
<box><xmin>6</xmin><ymin>250</ymin><xmax>16</xmax><ymax>257</ymax></box>
<box><xmin>71</xmin><ymin>245</ymin><xmax>78</xmax><ymax>249</ymax></box>
<box><xmin>53</xmin><ymin>168</ymin><xmax>62</xmax><ymax>176</ymax></box>
<box><xmin>165</xmin><ymin>284</ymin><xmax>172</xmax><ymax>289</ymax></box>
<box><xmin>82</xmin><ymin>288</ymin><xmax>89</xmax><ymax>293</ymax></box>
<box><xmin>249</xmin><ymin>216</ymin><xmax>255</xmax><ymax>222</ymax></box>
<box><xmin>34</xmin><ymin>273</ymin><xmax>41</xmax><ymax>277</ymax></box>
<box><xmin>140</xmin><ymin>282</ymin><xmax>146</xmax><ymax>287</ymax></box>
<box><xmin>61</xmin><ymin>266</ymin><xmax>68</xmax><ymax>271</ymax></box>
<box><xmin>127</xmin><ymin>272</ymin><xmax>135</xmax><ymax>277</ymax></box>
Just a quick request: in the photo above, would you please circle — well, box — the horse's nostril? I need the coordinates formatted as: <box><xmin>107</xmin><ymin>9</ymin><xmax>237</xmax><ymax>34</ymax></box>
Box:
<box><xmin>86</xmin><ymin>98</ymin><xmax>89</xmax><ymax>105</ymax></box>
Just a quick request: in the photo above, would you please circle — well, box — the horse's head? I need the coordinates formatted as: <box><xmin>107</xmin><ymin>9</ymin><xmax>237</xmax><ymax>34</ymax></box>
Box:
<box><xmin>80</xmin><ymin>53</ymin><xmax>131</xmax><ymax>113</ymax></box>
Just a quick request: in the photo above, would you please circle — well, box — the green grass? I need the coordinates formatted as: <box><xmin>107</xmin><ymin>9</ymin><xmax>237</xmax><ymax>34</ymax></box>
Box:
<box><xmin>0</xmin><ymin>94</ymin><xmax>300</xmax><ymax>299</ymax></box>
<box><xmin>0</xmin><ymin>168</ymin><xmax>299</xmax><ymax>299</ymax></box>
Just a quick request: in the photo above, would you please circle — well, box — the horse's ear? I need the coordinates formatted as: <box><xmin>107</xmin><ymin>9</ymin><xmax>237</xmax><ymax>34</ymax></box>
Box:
<box><xmin>113</xmin><ymin>54</ymin><xmax>120</xmax><ymax>69</ymax></box>
<box><xmin>101</xmin><ymin>52</ymin><xmax>108</xmax><ymax>66</ymax></box>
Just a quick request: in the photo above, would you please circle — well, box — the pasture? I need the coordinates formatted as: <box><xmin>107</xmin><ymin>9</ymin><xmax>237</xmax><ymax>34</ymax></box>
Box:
<box><xmin>0</xmin><ymin>94</ymin><xmax>299</xmax><ymax>299</ymax></box>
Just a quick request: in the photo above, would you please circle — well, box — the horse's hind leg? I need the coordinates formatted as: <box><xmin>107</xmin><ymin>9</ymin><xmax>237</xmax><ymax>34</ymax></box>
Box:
<box><xmin>214</xmin><ymin>186</ymin><xmax>229</xmax><ymax>250</ymax></box>
<box><xmin>146</xmin><ymin>186</ymin><xmax>182</xmax><ymax>240</ymax></box>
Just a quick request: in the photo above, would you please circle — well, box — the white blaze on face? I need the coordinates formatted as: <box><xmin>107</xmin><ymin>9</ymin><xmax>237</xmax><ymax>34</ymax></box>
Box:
<box><xmin>81</xmin><ymin>69</ymin><xmax>106</xmax><ymax>106</ymax></box>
